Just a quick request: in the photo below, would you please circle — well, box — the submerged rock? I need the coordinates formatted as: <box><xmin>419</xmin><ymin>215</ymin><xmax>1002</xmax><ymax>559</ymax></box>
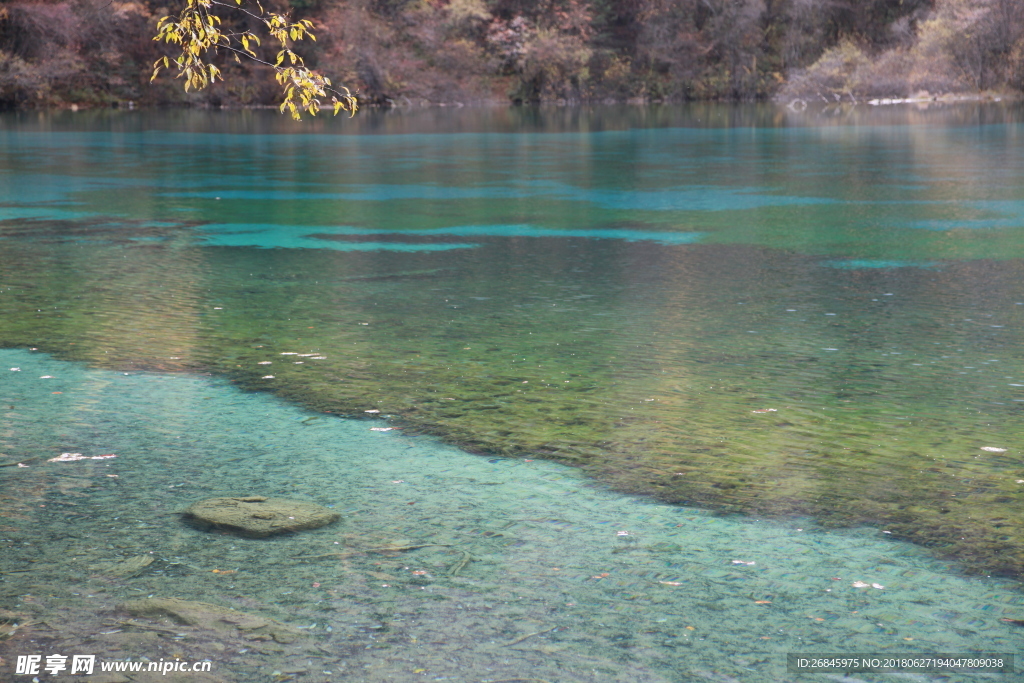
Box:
<box><xmin>101</xmin><ymin>554</ymin><xmax>155</xmax><ymax>577</ymax></box>
<box><xmin>184</xmin><ymin>496</ymin><xmax>339</xmax><ymax>537</ymax></box>
<box><xmin>120</xmin><ymin>597</ymin><xmax>301</xmax><ymax>643</ymax></box>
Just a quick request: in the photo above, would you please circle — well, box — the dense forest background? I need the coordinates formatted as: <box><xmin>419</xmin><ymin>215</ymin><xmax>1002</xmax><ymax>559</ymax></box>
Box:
<box><xmin>0</xmin><ymin>0</ymin><xmax>1021</xmax><ymax>108</ymax></box>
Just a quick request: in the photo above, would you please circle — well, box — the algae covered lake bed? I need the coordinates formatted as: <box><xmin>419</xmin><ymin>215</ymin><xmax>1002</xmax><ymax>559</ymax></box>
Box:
<box><xmin>2</xmin><ymin>104</ymin><xmax>1024</xmax><ymax>681</ymax></box>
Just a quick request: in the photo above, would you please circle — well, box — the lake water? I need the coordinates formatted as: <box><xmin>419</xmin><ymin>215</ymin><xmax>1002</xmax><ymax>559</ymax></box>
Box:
<box><xmin>1</xmin><ymin>103</ymin><xmax>1024</xmax><ymax>682</ymax></box>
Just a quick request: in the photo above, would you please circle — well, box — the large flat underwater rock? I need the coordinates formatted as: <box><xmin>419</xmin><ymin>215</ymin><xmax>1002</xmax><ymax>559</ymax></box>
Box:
<box><xmin>184</xmin><ymin>496</ymin><xmax>339</xmax><ymax>537</ymax></box>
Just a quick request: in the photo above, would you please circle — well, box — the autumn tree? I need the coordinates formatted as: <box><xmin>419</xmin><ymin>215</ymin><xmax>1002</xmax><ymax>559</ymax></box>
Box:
<box><xmin>151</xmin><ymin>0</ymin><xmax>357</xmax><ymax>118</ymax></box>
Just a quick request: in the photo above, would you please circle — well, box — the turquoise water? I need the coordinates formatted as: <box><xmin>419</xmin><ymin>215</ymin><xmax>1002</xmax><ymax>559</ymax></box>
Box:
<box><xmin>2</xmin><ymin>104</ymin><xmax>1024</xmax><ymax>681</ymax></box>
<box><xmin>1</xmin><ymin>348</ymin><xmax>1021</xmax><ymax>683</ymax></box>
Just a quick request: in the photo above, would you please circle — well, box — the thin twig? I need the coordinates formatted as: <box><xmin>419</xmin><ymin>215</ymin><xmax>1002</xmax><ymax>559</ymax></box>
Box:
<box><xmin>117</xmin><ymin>620</ymin><xmax>189</xmax><ymax>635</ymax></box>
<box><xmin>208</xmin><ymin>0</ymin><xmax>270</xmax><ymax>23</ymax></box>
<box><xmin>0</xmin><ymin>457</ymin><xmax>39</xmax><ymax>467</ymax></box>
<box><xmin>295</xmin><ymin>544</ymin><xmax>452</xmax><ymax>559</ymax></box>
<box><xmin>214</xmin><ymin>39</ymin><xmax>353</xmax><ymax>103</ymax></box>
<box><xmin>1</xmin><ymin>620</ymin><xmax>39</xmax><ymax>631</ymax></box>
<box><xmin>216</xmin><ymin>44</ymin><xmax>282</xmax><ymax>70</ymax></box>
<box><xmin>503</xmin><ymin>625</ymin><xmax>558</xmax><ymax>647</ymax></box>
<box><xmin>446</xmin><ymin>550</ymin><xmax>473</xmax><ymax>576</ymax></box>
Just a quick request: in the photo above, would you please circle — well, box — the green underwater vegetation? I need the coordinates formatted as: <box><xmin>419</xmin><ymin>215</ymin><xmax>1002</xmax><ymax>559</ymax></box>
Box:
<box><xmin>4</xmin><ymin>207</ymin><xmax>1024</xmax><ymax>581</ymax></box>
<box><xmin>3</xmin><ymin>105</ymin><xmax>1024</xmax><ymax>596</ymax></box>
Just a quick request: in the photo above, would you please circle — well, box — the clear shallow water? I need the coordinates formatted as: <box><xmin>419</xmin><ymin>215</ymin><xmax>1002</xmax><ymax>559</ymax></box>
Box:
<box><xmin>2</xmin><ymin>104</ymin><xmax>1024</xmax><ymax>680</ymax></box>
<box><xmin>1</xmin><ymin>349</ymin><xmax>1022</xmax><ymax>683</ymax></box>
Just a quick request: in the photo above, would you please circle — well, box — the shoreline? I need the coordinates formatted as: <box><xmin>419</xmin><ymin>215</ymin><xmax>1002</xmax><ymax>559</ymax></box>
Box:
<box><xmin>11</xmin><ymin>89</ymin><xmax>1020</xmax><ymax>114</ymax></box>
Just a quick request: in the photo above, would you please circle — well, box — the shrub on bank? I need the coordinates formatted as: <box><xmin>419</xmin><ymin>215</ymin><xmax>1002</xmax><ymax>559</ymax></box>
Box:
<box><xmin>780</xmin><ymin>0</ymin><xmax>1024</xmax><ymax>101</ymax></box>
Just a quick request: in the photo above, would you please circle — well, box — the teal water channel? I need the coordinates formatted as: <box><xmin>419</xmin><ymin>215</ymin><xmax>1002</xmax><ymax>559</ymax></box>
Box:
<box><xmin>1</xmin><ymin>104</ymin><xmax>1024</xmax><ymax>681</ymax></box>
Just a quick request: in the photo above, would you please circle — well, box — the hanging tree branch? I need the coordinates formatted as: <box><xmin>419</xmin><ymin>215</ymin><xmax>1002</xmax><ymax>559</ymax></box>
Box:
<box><xmin>151</xmin><ymin>0</ymin><xmax>357</xmax><ymax>119</ymax></box>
